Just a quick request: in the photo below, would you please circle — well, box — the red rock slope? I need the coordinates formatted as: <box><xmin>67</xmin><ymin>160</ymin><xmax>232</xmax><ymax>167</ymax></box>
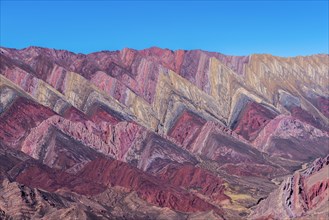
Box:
<box><xmin>0</xmin><ymin>46</ymin><xmax>328</xmax><ymax>219</ymax></box>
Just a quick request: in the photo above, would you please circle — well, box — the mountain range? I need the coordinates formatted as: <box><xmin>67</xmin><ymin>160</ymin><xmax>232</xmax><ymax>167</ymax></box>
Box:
<box><xmin>0</xmin><ymin>46</ymin><xmax>328</xmax><ymax>219</ymax></box>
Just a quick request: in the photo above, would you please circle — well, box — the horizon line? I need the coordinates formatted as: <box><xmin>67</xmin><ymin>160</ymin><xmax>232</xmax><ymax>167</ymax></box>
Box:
<box><xmin>1</xmin><ymin>45</ymin><xmax>328</xmax><ymax>59</ymax></box>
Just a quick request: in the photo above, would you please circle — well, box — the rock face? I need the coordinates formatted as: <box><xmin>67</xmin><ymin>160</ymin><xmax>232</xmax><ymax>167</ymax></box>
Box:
<box><xmin>250</xmin><ymin>155</ymin><xmax>329</xmax><ymax>220</ymax></box>
<box><xmin>232</xmin><ymin>101</ymin><xmax>277</xmax><ymax>141</ymax></box>
<box><xmin>0</xmin><ymin>46</ymin><xmax>328</xmax><ymax>219</ymax></box>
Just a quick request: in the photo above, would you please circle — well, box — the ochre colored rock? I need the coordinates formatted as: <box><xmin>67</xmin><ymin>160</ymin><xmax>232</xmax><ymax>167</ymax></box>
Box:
<box><xmin>0</xmin><ymin>46</ymin><xmax>328</xmax><ymax>219</ymax></box>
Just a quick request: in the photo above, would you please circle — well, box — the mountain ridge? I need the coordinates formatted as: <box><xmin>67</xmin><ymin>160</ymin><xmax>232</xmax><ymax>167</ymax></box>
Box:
<box><xmin>2</xmin><ymin>45</ymin><xmax>328</xmax><ymax>58</ymax></box>
<box><xmin>0</xmin><ymin>46</ymin><xmax>328</xmax><ymax>219</ymax></box>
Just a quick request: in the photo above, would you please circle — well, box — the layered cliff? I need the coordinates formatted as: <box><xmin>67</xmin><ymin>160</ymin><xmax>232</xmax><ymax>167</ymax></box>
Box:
<box><xmin>250</xmin><ymin>155</ymin><xmax>329</xmax><ymax>219</ymax></box>
<box><xmin>0</xmin><ymin>46</ymin><xmax>328</xmax><ymax>219</ymax></box>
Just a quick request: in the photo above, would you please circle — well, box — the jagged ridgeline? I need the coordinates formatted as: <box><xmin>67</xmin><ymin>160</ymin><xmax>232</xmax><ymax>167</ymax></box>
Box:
<box><xmin>0</xmin><ymin>46</ymin><xmax>328</xmax><ymax>219</ymax></box>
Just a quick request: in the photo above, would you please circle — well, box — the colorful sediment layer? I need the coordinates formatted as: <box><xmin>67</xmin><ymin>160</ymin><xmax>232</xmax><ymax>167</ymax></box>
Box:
<box><xmin>0</xmin><ymin>46</ymin><xmax>328</xmax><ymax>219</ymax></box>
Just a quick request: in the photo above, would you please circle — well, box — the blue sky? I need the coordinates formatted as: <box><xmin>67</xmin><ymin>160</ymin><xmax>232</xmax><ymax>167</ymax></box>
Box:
<box><xmin>0</xmin><ymin>1</ymin><xmax>328</xmax><ymax>56</ymax></box>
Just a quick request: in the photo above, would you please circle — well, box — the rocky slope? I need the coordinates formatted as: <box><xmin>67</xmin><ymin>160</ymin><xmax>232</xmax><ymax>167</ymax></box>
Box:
<box><xmin>250</xmin><ymin>155</ymin><xmax>329</xmax><ymax>219</ymax></box>
<box><xmin>0</xmin><ymin>46</ymin><xmax>328</xmax><ymax>219</ymax></box>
